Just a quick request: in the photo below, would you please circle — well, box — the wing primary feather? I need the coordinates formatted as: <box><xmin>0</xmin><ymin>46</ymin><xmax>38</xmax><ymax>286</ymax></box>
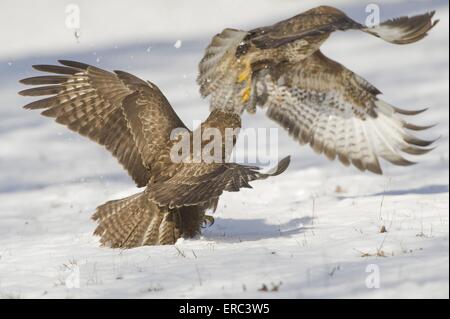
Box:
<box><xmin>58</xmin><ymin>60</ymin><xmax>91</xmax><ymax>70</ymax></box>
<box><xmin>393</xmin><ymin>106</ymin><xmax>428</xmax><ymax>116</ymax></box>
<box><xmin>19</xmin><ymin>85</ymin><xmax>64</xmax><ymax>96</ymax></box>
<box><xmin>403</xmin><ymin>122</ymin><xmax>437</xmax><ymax>131</ymax></box>
<box><xmin>19</xmin><ymin>75</ymin><xmax>70</xmax><ymax>85</ymax></box>
<box><xmin>403</xmin><ymin>136</ymin><xmax>437</xmax><ymax>147</ymax></box>
<box><xmin>32</xmin><ymin>64</ymin><xmax>81</xmax><ymax>75</ymax></box>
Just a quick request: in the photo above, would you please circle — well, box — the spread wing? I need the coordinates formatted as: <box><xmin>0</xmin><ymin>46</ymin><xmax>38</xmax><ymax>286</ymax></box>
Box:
<box><xmin>254</xmin><ymin>51</ymin><xmax>436</xmax><ymax>174</ymax></box>
<box><xmin>19</xmin><ymin>60</ymin><xmax>187</xmax><ymax>186</ymax></box>
<box><xmin>245</xmin><ymin>6</ymin><xmax>438</xmax><ymax>50</ymax></box>
<box><xmin>244</xmin><ymin>6</ymin><xmax>359</xmax><ymax>50</ymax></box>
<box><xmin>120</xmin><ymin>84</ymin><xmax>188</xmax><ymax>180</ymax></box>
<box><xmin>147</xmin><ymin>156</ymin><xmax>291</xmax><ymax>209</ymax></box>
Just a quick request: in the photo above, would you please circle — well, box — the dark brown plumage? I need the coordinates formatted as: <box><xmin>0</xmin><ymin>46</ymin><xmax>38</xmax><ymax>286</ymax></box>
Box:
<box><xmin>19</xmin><ymin>61</ymin><xmax>290</xmax><ymax>248</ymax></box>
<box><xmin>198</xmin><ymin>5</ymin><xmax>439</xmax><ymax>174</ymax></box>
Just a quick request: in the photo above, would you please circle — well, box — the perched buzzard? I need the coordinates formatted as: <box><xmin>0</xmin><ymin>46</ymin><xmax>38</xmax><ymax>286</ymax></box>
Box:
<box><xmin>19</xmin><ymin>61</ymin><xmax>290</xmax><ymax>248</ymax></box>
<box><xmin>198</xmin><ymin>6</ymin><xmax>439</xmax><ymax>174</ymax></box>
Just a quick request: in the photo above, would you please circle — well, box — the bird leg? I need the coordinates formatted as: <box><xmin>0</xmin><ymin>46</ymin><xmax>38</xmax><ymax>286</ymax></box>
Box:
<box><xmin>237</xmin><ymin>59</ymin><xmax>252</xmax><ymax>103</ymax></box>
<box><xmin>246</xmin><ymin>103</ymin><xmax>257</xmax><ymax>114</ymax></box>
<box><xmin>202</xmin><ymin>214</ymin><xmax>215</xmax><ymax>228</ymax></box>
<box><xmin>245</xmin><ymin>79</ymin><xmax>257</xmax><ymax>114</ymax></box>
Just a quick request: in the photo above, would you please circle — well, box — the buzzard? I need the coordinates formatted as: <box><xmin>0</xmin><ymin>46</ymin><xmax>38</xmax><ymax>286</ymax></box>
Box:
<box><xmin>19</xmin><ymin>60</ymin><xmax>290</xmax><ymax>248</ymax></box>
<box><xmin>198</xmin><ymin>6</ymin><xmax>439</xmax><ymax>174</ymax></box>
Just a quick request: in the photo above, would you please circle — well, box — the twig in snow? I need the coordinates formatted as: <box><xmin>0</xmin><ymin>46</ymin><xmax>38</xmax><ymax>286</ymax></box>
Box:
<box><xmin>174</xmin><ymin>246</ymin><xmax>186</xmax><ymax>258</ymax></box>
<box><xmin>195</xmin><ymin>264</ymin><xmax>203</xmax><ymax>286</ymax></box>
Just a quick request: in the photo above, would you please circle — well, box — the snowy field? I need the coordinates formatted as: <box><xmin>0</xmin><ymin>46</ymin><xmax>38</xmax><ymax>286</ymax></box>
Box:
<box><xmin>0</xmin><ymin>0</ymin><xmax>448</xmax><ymax>299</ymax></box>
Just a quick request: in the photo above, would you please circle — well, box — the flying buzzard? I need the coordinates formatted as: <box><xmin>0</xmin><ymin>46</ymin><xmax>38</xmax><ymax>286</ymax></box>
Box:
<box><xmin>198</xmin><ymin>6</ymin><xmax>439</xmax><ymax>174</ymax></box>
<box><xmin>19</xmin><ymin>61</ymin><xmax>290</xmax><ymax>248</ymax></box>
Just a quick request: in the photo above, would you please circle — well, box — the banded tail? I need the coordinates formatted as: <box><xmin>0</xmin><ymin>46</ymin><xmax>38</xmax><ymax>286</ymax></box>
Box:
<box><xmin>92</xmin><ymin>192</ymin><xmax>204</xmax><ymax>248</ymax></box>
<box><xmin>363</xmin><ymin>11</ymin><xmax>439</xmax><ymax>45</ymax></box>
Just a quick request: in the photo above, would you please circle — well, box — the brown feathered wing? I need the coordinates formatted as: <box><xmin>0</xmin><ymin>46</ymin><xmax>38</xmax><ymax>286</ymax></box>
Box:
<box><xmin>244</xmin><ymin>6</ymin><xmax>438</xmax><ymax>50</ymax></box>
<box><xmin>147</xmin><ymin>156</ymin><xmax>291</xmax><ymax>209</ymax></box>
<box><xmin>254</xmin><ymin>51</ymin><xmax>435</xmax><ymax>174</ymax></box>
<box><xmin>19</xmin><ymin>60</ymin><xmax>189</xmax><ymax>186</ymax></box>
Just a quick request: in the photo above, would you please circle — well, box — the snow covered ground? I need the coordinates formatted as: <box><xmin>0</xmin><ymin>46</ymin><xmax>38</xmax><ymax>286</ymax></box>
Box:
<box><xmin>0</xmin><ymin>0</ymin><xmax>448</xmax><ymax>299</ymax></box>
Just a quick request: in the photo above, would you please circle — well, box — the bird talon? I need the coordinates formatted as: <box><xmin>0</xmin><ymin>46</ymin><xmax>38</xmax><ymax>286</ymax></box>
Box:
<box><xmin>202</xmin><ymin>214</ymin><xmax>215</xmax><ymax>228</ymax></box>
<box><xmin>246</xmin><ymin>103</ymin><xmax>256</xmax><ymax>114</ymax></box>
<box><xmin>241</xmin><ymin>86</ymin><xmax>251</xmax><ymax>103</ymax></box>
<box><xmin>238</xmin><ymin>69</ymin><xmax>250</xmax><ymax>83</ymax></box>
<box><xmin>237</xmin><ymin>59</ymin><xmax>253</xmax><ymax>103</ymax></box>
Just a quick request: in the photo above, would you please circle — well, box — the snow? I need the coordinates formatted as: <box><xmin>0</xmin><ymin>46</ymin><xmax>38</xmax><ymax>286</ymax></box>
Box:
<box><xmin>0</xmin><ymin>0</ymin><xmax>448</xmax><ymax>299</ymax></box>
<box><xmin>174</xmin><ymin>40</ymin><xmax>183</xmax><ymax>49</ymax></box>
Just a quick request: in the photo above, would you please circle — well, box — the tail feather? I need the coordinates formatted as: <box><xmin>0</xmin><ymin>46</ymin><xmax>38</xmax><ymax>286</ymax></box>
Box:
<box><xmin>92</xmin><ymin>192</ymin><xmax>183</xmax><ymax>248</ymax></box>
<box><xmin>363</xmin><ymin>11</ymin><xmax>439</xmax><ymax>44</ymax></box>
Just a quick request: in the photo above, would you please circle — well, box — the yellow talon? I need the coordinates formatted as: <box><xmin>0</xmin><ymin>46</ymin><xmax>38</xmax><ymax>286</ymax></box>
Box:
<box><xmin>237</xmin><ymin>59</ymin><xmax>252</xmax><ymax>83</ymax></box>
<box><xmin>241</xmin><ymin>86</ymin><xmax>251</xmax><ymax>103</ymax></box>
<box><xmin>237</xmin><ymin>59</ymin><xmax>252</xmax><ymax>103</ymax></box>
<box><xmin>238</xmin><ymin>68</ymin><xmax>251</xmax><ymax>83</ymax></box>
<box><xmin>202</xmin><ymin>214</ymin><xmax>215</xmax><ymax>228</ymax></box>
